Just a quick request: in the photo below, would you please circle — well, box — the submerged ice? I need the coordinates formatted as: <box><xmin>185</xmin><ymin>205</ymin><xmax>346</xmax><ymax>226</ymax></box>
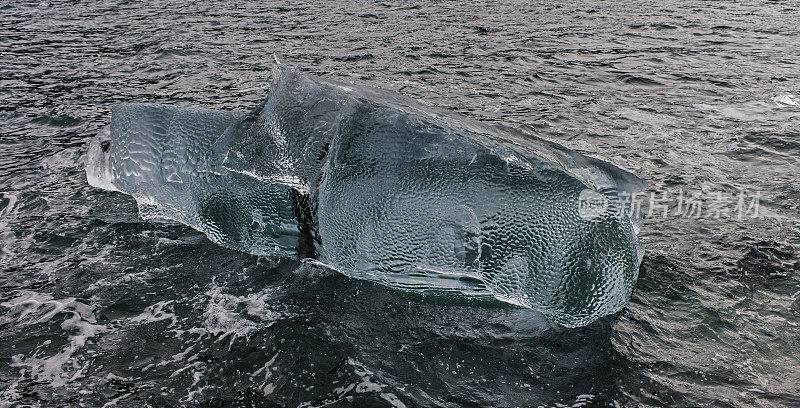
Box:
<box><xmin>86</xmin><ymin>61</ymin><xmax>645</xmax><ymax>327</ymax></box>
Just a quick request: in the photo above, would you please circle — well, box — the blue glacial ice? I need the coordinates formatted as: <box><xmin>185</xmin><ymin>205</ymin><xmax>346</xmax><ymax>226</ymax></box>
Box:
<box><xmin>86</xmin><ymin>61</ymin><xmax>645</xmax><ymax>327</ymax></box>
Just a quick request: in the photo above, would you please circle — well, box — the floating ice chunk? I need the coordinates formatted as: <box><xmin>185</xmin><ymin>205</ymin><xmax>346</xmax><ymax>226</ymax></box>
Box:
<box><xmin>772</xmin><ymin>94</ymin><xmax>799</xmax><ymax>108</ymax></box>
<box><xmin>85</xmin><ymin>61</ymin><xmax>645</xmax><ymax>327</ymax></box>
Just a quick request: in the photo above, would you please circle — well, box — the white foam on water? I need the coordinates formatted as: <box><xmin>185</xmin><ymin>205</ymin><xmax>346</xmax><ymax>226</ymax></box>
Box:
<box><xmin>169</xmin><ymin>344</ymin><xmax>198</xmax><ymax>365</ymax></box>
<box><xmin>294</xmin><ymin>358</ymin><xmax>409</xmax><ymax>408</ymax></box>
<box><xmin>294</xmin><ymin>259</ymin><xmax>338</xmax><ymax>279</ymax></box>
<box><xmin>694</xmin><ymin>97</ymin><xmax>800</xmax><ymax>125</ymax></box>
<box><xmin>173</xmin><ymin>362</ymin><xmax>208</xmax><ymax>403</ymax></box>
<box><xmin>533</xmin><ymin>393</ymin><xmax>598</xmax><ymax>408</ymax></box>
<box><xmin>197</xmin><ymin>283</ymin><xmax>284</xmax><ymax>346</ymax></box>
<box><xmin>129</xmin><ymin>300</ymin><xmax>178</xmax><ymax>325</ymax></box>
<box><xmin>0</xmin><ymin>192</ymin><xmax>18</xmax><ymax>256</ymax></box>
<box><xmin>0</xmin><ymin>291</ymin><xmax>107</xmax><ymax>394</ymax></box>
<box><xmin>349</xmin><ymin>358</ymin><xmax>406</xmax><ymax>408</ymax></box>
<box><xmin>250</xmin><ymin>352</ymin><xmax>279</xmax><ymax>381</ymax></box>
<box><xmin>0</xmin><ymin>191</ymin><xmax>17</xmax><ymax>220</ymax></box>
<box><xmin>100</xmin><ymin>391</ymin><xmax>132</xmax><ymax>408</ymax></box>
<box><xmin>0</xmin><ymin>375</ymin><xmax>23</xmax><ymax>408</ymax></box>
<box><xmin>84</xmin><ymin>269</ymin><xmax>151</xmax><ymax>293</ymax></box>
<box><xmin>570</xmin><ymin>393</ymin><xmax>596</xmax><ymax>407</ymax></box>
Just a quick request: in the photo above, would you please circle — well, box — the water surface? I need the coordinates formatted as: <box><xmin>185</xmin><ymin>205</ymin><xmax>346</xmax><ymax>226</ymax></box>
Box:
<box><xmin>1</xmin><ymin>1</ymin><xmax>799</xmax><ymax>406</ymax></box>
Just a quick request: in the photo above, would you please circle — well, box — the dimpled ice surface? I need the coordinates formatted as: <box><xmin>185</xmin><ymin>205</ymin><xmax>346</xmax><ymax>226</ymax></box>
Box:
<box><xmin>86</xmin><ymin>61</ymin><xmax>645</xmax><ymax>327</ymax></box>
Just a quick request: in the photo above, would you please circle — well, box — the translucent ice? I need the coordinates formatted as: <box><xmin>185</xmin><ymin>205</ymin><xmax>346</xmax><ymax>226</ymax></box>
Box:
<box><xmin>86</xmin><ymin>61</ymin><xmax>645</xmax><ymax>327</ymax></box>
<box><xmin>772</xmin><ymin>94</ymin><xmax>799</xmax><ymax>108</ymax></box>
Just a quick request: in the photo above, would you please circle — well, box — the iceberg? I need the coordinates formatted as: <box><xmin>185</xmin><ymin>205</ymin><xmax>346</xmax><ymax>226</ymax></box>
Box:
<box><xmin>86</xmin><ymin>60</ymin><xmax>645</xmax><ymax>327</ymax></box>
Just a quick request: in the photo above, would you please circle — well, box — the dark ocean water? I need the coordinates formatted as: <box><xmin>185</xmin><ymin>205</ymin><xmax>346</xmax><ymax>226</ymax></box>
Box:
<box><xmin>1</xmin><ymin>1</ymin><xmax>799</xmax><ymax>407</ymax></box>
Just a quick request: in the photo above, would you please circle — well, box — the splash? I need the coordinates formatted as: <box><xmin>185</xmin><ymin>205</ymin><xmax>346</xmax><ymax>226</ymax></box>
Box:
<box><xmin>1</xmin><ymin>292</ymin><xmax>107</xmax><ymax>391</ymax></box>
